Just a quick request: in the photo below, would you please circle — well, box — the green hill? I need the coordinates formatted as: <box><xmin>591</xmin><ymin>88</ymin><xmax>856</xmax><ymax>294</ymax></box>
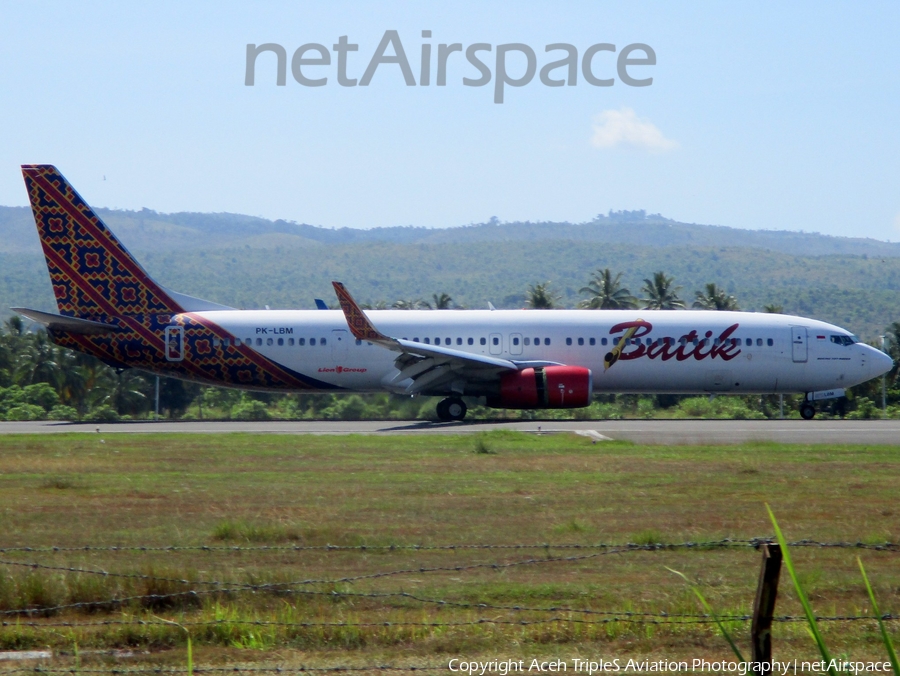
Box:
<box><xmin>2</xmin><ymin>207</ymin><xmax>899</xmax><ymax>340</ymax></box>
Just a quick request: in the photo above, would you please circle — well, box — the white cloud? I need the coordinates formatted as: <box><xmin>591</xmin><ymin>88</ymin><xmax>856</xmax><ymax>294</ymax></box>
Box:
<box><xmin>590</xmin><ymin>108</ymin><xmax>678</xmax><ymax>152</ymax></box>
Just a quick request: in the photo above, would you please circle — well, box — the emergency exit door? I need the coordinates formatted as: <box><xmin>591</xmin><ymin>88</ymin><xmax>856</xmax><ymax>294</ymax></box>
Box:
<box><xmin>791</xmin><ymin>326</ymin><xmax>808</xmax><ymax>363</ymax></box>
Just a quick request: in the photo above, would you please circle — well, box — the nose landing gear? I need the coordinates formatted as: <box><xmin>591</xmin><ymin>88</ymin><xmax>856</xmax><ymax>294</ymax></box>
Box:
<box><xmin>436</xmin><ymin>397</ymin><xmax>467</xmax><ymax>422</ymax></box>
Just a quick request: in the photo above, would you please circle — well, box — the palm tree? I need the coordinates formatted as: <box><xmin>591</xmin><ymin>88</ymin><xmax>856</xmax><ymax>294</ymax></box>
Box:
<box><xmin>109</xmin><ymin>370</ymin><xmax>150</xmax><ymax>416</ymax></box>
<box><xmin>763</xmin><ymin>304</ymin><xmax>784</xmax><ymax>314</ymax></box>
<box><xmin>578</xmin><ymin>269</ymin><xmax>637</xmax><ymax>309</ymax></box>
<box><xmin>641</xmin><ymin>272</ymin><xmax>685</xmax><ymax>310</ymax></box>
<box><xmin>13</xmin><ymin>330</ymin><xmax>62</xmax><ymax>386</ymax></box>
<box><xmin>526</xmin><ymin>282</ymin><xmax>560</xmax><ymax>309</ymax></box>
<box><xmin>392</xmin><ymin>298</ymin><xmax>431</xmax><ymax>310</ymax></box>
<box><xmin>432</xmin><ymin>293</ymin><xmax>454</xmax><ymax>310</ymax></box>
<box><xmin>693</xmin><ymin>283</ymin><xmax>739</xmax><ymax>311</ymax></box>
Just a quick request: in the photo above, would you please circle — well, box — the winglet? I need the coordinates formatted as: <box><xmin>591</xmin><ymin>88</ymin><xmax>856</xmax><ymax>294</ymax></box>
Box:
<box><xmin>332</xmin><ymin>282</ymin><xmax>390</xmax><ymax>342</ymax></box>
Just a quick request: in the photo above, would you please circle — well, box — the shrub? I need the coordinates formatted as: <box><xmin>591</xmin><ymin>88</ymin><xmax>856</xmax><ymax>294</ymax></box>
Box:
<box><xmin>5</xmin><ymin>403</ymin><xmax>46</xmax><ymax>421</ymax></box>
<box><xmin>232</xmin><ymin>399</ymin><xmax>271</xmax><ymax>421</ymax></box>
<box><xmin>22</xmin><ymin>383</ymin><xmax>60</xmax><ymax>411</ymax></box>
<box><xmin>847</xmin><ymin>397</ymin><xmax>878</xmax><ymax>420</ymax></box>
<box><xmin>0</xmin><ymin>385</ymin><xmax>25</xmax><ymax>414</ymax></box>
<box><xmin>672</xmin><ymin>396</ymin><xmax>765</xmax><ymax>420</ymax></box>
<box><xmin>320</xmin><ymin>395</ymin><xmax>368</xmax><ymax>420</ymax></box>
<box><xmin>47</xmin><ymin>405</ymin><xmax>78</xmax><ymax>421</ymax></box>
<box><xmin>84</xmin><ymin>405</ymin><xmax>120</xmax><ymax>422</ymax></box>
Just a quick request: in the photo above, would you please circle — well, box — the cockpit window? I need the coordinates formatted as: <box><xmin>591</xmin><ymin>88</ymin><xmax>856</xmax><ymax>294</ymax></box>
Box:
<box><xmin>830</xmin><ymin>334</ymin><xmax>856</xmax><ymax>346</ymax></box>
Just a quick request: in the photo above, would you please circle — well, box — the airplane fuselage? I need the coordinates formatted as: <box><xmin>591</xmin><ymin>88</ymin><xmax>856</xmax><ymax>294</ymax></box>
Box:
<box><xmin>148</xmin><ymin>308</ymin><xmax>885</xmax><ymax>396</ymax></box>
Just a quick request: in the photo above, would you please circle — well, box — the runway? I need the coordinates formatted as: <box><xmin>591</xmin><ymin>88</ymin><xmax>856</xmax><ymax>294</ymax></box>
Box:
<box><xmin>1</xmin><ymin>419</ymin><xmax>899</xmax><ymax>444</ymax></box>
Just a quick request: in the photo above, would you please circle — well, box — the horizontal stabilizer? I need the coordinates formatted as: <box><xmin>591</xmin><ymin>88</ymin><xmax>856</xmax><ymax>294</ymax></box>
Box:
<box><xmin>11</xmin><ymin>308</ymin><xmax>125</xmax><ymax>335</ymax></box>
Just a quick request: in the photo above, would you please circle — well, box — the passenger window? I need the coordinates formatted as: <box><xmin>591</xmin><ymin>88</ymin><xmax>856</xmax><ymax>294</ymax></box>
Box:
<box><xmin>646</xmin><ymin>338</ymin><xmax>652</xmax><ymax>346</ymax></box>
<box><xmin>756</xmin><ymin>338</ymin><xmax>762</xmax><ymax>347</ymax></box>
<box><xmin>566</xmin><ymin>338</ymin><xmax>572</xmax><ymax>346</ymax></box>
<box><xmin>601</xmin><ymin>338</ymin><xmax>608</xmax><ymax>346</ymax></box>
<box><xmin>298</xmin><ymin>338</ymin><xmax>305</xmax><ymax>346</ymax></box>
<box><xmin>578</xmin><ymin>337</ymin><xmax>584</xmax><ymax>346</ymax></box>
<box><xmin>767</xmin><ymin>338</ymin><xmax>773</xmax><ymax>346</ymax></box>
<box><xmin>320</xmin><ymin>338</ymin><xmax>326</xmax><ymax>346</ymax></box>
<box><xmin>524</xmin><ymin>337</ymin><xmax>531</xmax><ymax>346</ymax></box>
<box><xmin>310</xmin><ymin>338</ymin><xmax>316</xmax><ymax>346</ymax></box>
<box><xmin>534</xmin><ymin>337</ymin><xmax>540</xmax><ymax>345</ymax></box>
<box><xmin>213</xmin><ymin>338</ymin><xmax>220</xmax><ymax>347</ymax></box>
<box><xmin>434</xmin><ymin>338</ymin><xmax>440</xmax><ymax>345</ymax></box>
<box><xmin>480</xmin><ymin>337</ymin><xmax>486</xmax><ymax>345</ymax></box>
<box><xmin>256</xmin><ymin>338</ymin><xmax>263</xmax><ymax>346</ymax></box>
<box><xmin>235</xmin><ymin>338</ymin><xmax>242</xmax><ymax>346</ymax></box>
<box><xmin>745</xmin><ymin>338</ymin><xmax>751</xmax><ymax>346</ymax></box>
<box><xmin>512</xmin><ymin>337</ymin><xmax>519</xmax><ymax>346</ymax></box>
<box><xmin>424</xmin><ymin>337</ymin><xmax>431</xmax><ymax>344</ymax></box>
<box><xmin>457</xmin><ymin>337</ymin><xmax>462</xmax><ymax>345</ymax></box>
<box><xmin>544</xmin><ymin>338</ymin><xmax>551</xmax><ymax>346</ymax></box>
<box><xmin>492</xmin><ymin>337</ymin><xmax>499</xmax><ymax>346</ymax></box>
<box><xmin>468</xmin><ymin>337</ymin><xmax>474</xmax><ymax>345</ymax></box>
<box><xmin>355</xmin><ymin>339</ymin><xmax>361</xmax><ymax>346</ymax></box>
<box><xmin>413</xmin><ymin>337</ymin><xmax>419</xmax><ymax>343</ymax></box>
<box><xmin>446</xmin><ymin>338</ymin><xmax>451</xmax><ymax>345</ymax></box>
<box><xmin>589</xmin><ymin>337</ymin><xmax>595</xmax><ymax>346</ymax></box>
<box><xmin>277</xmin><ymin>338</ymin><xmax>284</xmax><ymax>346</ymax></box>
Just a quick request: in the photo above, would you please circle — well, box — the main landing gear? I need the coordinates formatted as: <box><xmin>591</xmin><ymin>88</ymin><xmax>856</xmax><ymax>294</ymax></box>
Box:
<box><xmin>799</xmin><ymin>401</ymin><xmax>816</xmax><ymax>420</ymax></box>
<box><xmin>436</xmin><ymin>397</ymin><xmax>467</xmax><ymax>422</ymax></box>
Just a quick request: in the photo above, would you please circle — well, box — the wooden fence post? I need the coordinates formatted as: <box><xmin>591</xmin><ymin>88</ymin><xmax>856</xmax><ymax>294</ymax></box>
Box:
<box><xmin>751</xmin><ymin>543</ymin><xmax>783</xmax><ymax>674</ymax></box>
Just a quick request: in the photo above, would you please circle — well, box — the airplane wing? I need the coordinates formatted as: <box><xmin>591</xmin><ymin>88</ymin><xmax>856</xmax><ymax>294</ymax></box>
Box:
<box><xmin>331</xmin><ymin>282</ymin><xmax>560</xmax><ymax>394</ymax></box>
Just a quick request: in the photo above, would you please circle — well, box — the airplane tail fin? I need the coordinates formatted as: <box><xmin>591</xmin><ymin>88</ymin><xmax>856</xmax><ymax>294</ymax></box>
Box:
<box><xmin>21</xmin><ymin>165</ymin><xmax>183</xmax><ymax>321</ymax></box>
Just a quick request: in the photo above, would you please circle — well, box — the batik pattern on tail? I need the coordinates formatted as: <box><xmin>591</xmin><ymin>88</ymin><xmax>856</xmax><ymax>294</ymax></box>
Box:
<box><xmin>22</xmin><ymin>165</ymin><xmax>333</xmax><ymax>390</ymax></box>
<box><xmin>22</xmin><ymin>164</ymin><xmax>183</xmax><ymax>322</ymax></box>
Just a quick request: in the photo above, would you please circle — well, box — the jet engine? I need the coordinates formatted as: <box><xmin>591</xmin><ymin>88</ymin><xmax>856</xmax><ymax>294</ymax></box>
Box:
<box><xmin>488</xmin><ymin>366</ymin><xmax>592</xmax><ymax>409</ymax></box>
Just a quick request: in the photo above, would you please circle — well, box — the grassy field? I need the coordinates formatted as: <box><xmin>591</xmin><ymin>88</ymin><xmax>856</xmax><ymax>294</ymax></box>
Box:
<box><xmin>0</xmin><ymin>431</ymin><xmax>897</xmax><ymax>671</ymax></box>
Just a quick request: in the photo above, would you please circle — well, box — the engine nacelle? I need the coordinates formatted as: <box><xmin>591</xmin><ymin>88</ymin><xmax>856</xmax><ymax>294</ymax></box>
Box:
<box><xmin>488</xmin><ymin>366</ymin><xmax>592</xmax><ymax>409</ymax></box>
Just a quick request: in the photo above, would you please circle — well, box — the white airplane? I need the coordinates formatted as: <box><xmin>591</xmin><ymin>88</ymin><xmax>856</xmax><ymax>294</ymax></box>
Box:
<box><xmin>12</xmin><ymin>165</ymin><xmax>894</xmax><ymax>421</ymax></box>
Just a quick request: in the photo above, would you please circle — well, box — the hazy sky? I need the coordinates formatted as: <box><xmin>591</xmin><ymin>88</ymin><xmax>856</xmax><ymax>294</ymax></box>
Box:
<box><xmin>1</xmin><ymin>2</ymin><xmax>898</xmax><ymax>240</ymax></box>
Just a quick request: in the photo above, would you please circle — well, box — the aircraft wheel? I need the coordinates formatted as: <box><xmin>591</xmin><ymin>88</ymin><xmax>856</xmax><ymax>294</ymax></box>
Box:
<box><xmin>437</xmin><ymin>397</ymin><xmax>467</xmax><ymax>421</ymax></box>
<box><xmin>446</xmin><ymin>397</ymin><xmax>467</xmax><ymax>421</ymax></box>
<box><xmin>799</xmin><ymin>403</ymin><xmax>816</xmax><ymax>420</ymax></box>
<box><xmin>436</xmin><ymin>399</ymin><xmax>450</xmax><ymax>421</ymax></box>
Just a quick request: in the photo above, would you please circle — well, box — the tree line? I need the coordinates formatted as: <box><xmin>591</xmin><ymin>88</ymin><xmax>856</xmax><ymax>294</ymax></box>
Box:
<box><xmin>1</xmin><ymin>267</ymin><xmax>898</xmax><ymax>422</ymax></box>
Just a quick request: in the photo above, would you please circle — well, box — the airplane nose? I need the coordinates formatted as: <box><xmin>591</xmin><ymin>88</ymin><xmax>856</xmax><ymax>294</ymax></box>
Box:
<box><xmin>874</xmin><ymin>348</ymin><xmax>894</xmax><ymax>378</ymax></box>
<box><xmin>864</xmin><ymin>344</ymin><xmax>894</xmax><ymax>380</ymax></box>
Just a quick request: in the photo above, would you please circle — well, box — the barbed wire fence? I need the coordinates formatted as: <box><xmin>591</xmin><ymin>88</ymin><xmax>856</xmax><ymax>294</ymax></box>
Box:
<box><xmin>0</xmin><ymin>538</ymin><xmax>896</xmax><ymax>672</ymax></box>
